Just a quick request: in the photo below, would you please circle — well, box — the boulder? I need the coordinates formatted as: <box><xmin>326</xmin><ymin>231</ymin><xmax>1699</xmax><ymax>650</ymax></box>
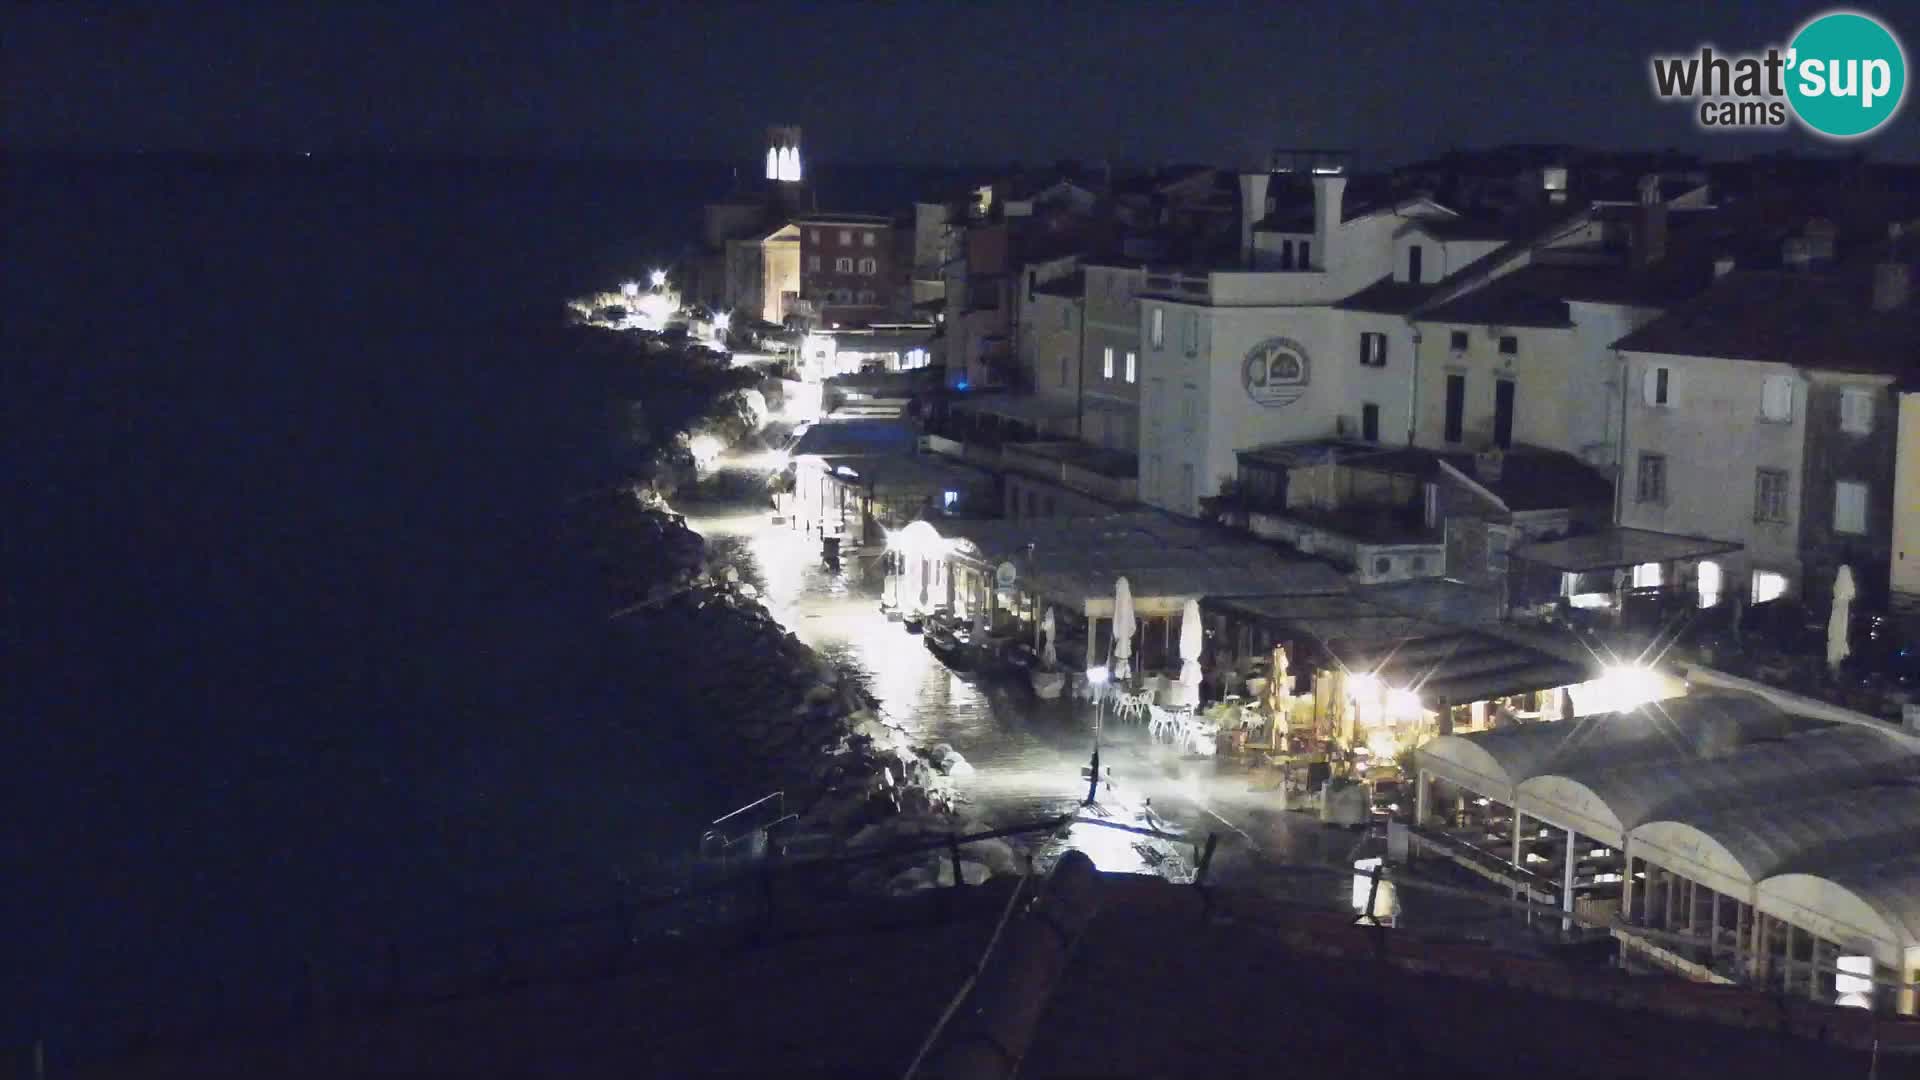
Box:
<box><xmin>886</xmin><ymin>866</ymin><xmax>937</xmax><ymax>896</ymax></box>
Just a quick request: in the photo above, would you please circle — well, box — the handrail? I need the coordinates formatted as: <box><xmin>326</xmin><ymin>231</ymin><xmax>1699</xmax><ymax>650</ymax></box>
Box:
<box><xmin>711</xmin><ymin>791</ymin><xmax>784</xmax><ymax>829</ymax></box>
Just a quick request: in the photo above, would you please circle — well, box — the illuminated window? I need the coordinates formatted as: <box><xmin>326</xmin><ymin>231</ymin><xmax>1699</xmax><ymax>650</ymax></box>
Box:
<box><xmin>807</xmin><ymin>255</ymin><xmax>821</xmax><ymax>272</ymax></box>
<box><xmin>1150</xmin><ymin>308</ymin><xmax>1164</xmax><ymax>348</ymax></box>
<box><xmin>839</xmin><ymin>230</ymin><xmax>852</xmax><ymax>244</ymax></box>
<box><xmin>1103</xmin><ymin>347</ymin><xmax>1114</xmax><ymax>379</ymax></box>
<box><xmin>1697</xmin><ymin>560</ymin><xmax>1722</xmax><ymax>608</ymax></box>
<box><xmin>1751</xmin><ymin>569</ymin><xmax>1788</xmax><ymax>603</ymax></box>
<box><xmin>858</xmin><ymin>258</ymin><xmax>877</xmax><ymax>275</ymax></box>
<box><xmin>1631</xmin><ymin>561</ymin><xmax>1662</xmax><ymax>589</ymax></box>
<box><xmin>1124</xmin><ymin>351</ymin><xmax>1136</xmax><ymax>383</ymax></box>
<box><xmin>1359</xmin><ymin>332</ymin><xmax>1387</xmax><ymax>367</ymax></box>
<box><xmin>862</xmin><ymin>232</ymin><xmax>875</xmax><ymax>247</ymax></box>
<box><xmin>810</xmin><ymin>229</ymin><xmax>821</xmax><ymax>243</ymax></box>
<box><xmin>835</xmin><ymin>257</ymin><xmax>853</xmax><ymax>273</ymax></box>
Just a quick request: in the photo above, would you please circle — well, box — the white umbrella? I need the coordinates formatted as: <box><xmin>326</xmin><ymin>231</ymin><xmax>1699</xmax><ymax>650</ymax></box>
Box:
<box><xmin>1111</xmin><ymin>576</ymin><xmax>1135</xmax><ymax>681</ymax></box>
<box><xmin>1828</xmin><ymin>564</ymin><xmax>1856</xmax><ymax>673</ymax></box>
<box><xmin>1040</xmin><ymin>607</ymin><xmax>1057</xmax><ymax>670</ymax></box>
<box><xmin>1178</xmin><ymin>598</ymin><xmax>1204</xmax><ymax>707</ymax></box>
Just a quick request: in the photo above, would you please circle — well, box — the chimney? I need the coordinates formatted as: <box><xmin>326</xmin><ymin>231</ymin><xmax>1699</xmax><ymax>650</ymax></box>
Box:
<box><xmin>1782</xmin><ymin>236</ymin><xmax>1812</xmax><ymax>271</ymax></box>
<box><xmin>1238</xmin><ymin>170</ymin><xmax>1271</xmax><ymax>268</ymax></box>
<box><xmin>1474</xmin><ymin>447</ymin><xmax>1505</xmax><ymax>485</ymax></box>
<box><xmin>1874</xmin><ymin>225</ymin><xmax>1910</xmax><ymax>311</ymax></box>
<box><xmin>1714</xmin><ymin>254</ymin><xmax>1736</xmax><ymax>279</ymax></box>
<box><xmin>1630</xmin><ymin>175</ymin><xmax>1667</xmax><ymax>270</ymax></box>
<box><xmin>1312</xmin><ymin>173</ymin><xmax>1347</xmax><ymax>272</ymax></box>
<box><xmin>1805</xmin><ymin>218</ymin><xmax>1837</xmax><ymax>264</ymax></box>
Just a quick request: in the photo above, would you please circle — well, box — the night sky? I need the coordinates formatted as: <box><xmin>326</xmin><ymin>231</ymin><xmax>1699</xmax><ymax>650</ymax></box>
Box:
<box><xmin>8</xmin><ymin>2</ymin><xmax>1918</xmax><ymax>165</ymax></box>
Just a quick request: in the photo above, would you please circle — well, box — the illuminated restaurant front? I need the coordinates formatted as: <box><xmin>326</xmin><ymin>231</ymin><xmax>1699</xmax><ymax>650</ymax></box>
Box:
<box><xmin>1200</xmin><ymin>592</ymin><xmax>1606</xmax><ymax>766</ymax></box>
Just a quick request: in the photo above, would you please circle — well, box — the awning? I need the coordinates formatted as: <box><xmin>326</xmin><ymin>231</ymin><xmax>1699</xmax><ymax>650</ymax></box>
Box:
<box><xmin>1511</xmin><ymin>527</ymin><xmax>1742</xmax><ymax>574</ymax></box>
<box><xmin>1324</xmin><ymin>630</ymin><xmax>1597</xmax><ymax>707</ymax></box>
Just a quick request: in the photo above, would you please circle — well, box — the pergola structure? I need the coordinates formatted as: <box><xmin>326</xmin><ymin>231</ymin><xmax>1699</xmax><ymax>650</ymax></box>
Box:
<box><xmin>1413</xmin><ymin>692</ymin><xmax>1920</xmax><ymax>1014</ymax></box>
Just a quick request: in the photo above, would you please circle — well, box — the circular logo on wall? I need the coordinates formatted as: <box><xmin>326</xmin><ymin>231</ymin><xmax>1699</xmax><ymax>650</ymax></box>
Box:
<box><xmin>1243</xmin><ymin>338</ymin><xmax>1311</xmax><ymax>408</ymax></box>
<box><xmin>1786</xmin><ymin>11</ymin><xmax>1907</xmax><ymax>139</ymax></box>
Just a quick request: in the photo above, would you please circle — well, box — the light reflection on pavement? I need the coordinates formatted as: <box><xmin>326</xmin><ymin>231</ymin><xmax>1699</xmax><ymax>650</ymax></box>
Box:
<box><xmin>681</xmin><ymin>483</ymin><xmax>1355</xmax><ymax>900</ymax></box>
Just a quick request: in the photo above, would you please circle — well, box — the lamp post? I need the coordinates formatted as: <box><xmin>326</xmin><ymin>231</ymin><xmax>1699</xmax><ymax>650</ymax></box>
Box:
<box><xmin>1084</xmin><ymin>664</ymin><xmax>1109</xmax><ymax>806</ymax></box>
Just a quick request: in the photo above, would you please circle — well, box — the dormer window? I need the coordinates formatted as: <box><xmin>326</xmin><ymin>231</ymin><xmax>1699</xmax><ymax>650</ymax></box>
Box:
<box><xmin>1407</xmin><ymin>244</ymin><xmax>1424</xmax><ymax>284</ymax></box>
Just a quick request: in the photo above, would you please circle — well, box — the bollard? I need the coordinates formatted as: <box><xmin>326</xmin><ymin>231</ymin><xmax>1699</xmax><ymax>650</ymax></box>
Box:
<box><xmin>917</xmin><ymin>850</ymin><xmax>1104</xmax><ymax>1080</ymax></box>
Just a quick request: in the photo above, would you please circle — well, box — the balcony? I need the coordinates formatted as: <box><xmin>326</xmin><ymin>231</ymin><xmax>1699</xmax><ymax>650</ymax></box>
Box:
<box><xmin>1140</xmin><ymin>267</ymin><xmax>1327</xmax><ymax>307</ymax></box>
<box><xmin>999</xmin><ymin>441</ymin><xmax>1139</xmax><ymax>505</ymax></box>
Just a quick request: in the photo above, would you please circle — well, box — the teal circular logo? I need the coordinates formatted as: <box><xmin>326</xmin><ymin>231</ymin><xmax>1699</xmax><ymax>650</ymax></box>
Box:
<box><xmin>1787</xmin><ymin>11</ymin><xmax>1907</xmax><ymax>138</ymax></box>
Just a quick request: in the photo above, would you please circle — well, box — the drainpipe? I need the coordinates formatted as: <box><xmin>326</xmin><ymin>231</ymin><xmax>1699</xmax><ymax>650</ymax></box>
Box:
<box><xmin>1406</xmin><ymin>320</ymin><xmax>1421</xmax><ymax>446</ymax></box>
<box><xmin>1614</xmin><ymin>348</ymin><xmax>1630</xmax><ymax>528</ymax></box>
<box><xmin>916</xmin><ymin>850</ymin><xmax>1104</xmax><ymax>1080</ymax></box>
<box><xmin>1075</xmin><ymin>299</ymin><xmax>1088</xmax><ymax>442</ymax></box>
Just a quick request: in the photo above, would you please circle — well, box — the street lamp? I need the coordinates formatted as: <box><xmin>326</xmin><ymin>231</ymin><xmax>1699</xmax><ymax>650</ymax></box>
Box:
<box><xmin>621</xmin><ymin>281</ymin><xmax>639</xmax><ymax>298</ymax></box>
<box><xmin>649</xmin><ymin>269</ymin><xmax>668</xmax><ymax>290</ymax></box>
<box><xmin>1084</xmin><ymin>664</ymin><xmax>1109</xmax><ymax>805</ymax></box>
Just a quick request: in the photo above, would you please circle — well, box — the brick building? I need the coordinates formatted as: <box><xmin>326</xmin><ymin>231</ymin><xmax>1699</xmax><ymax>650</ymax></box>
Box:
<box><xmin>797</xmin><ymin>213</ymin><xmax>895</xmax><ymax>328</ymax></box>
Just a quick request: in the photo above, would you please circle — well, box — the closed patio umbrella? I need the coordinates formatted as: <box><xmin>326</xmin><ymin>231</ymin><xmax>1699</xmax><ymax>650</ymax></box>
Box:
<box><xmin>1041</xmin><ymin>607</ymin><xmax>1057</xmax><ymax>669</ymax></box>
<box><xmin>1177</xmin><ymin>598</ymin><xmax>1204</xmax><ymax>707</ymax></box>
<box><xmin>1828</xmin><ymin>564</ymin><xmax>1855</xmax><ymax>674</ymax></box>
<box><xmin>1111</xmin><ymin>577</ymin><xmax>1135</xmax><ymax>681</ymax></box>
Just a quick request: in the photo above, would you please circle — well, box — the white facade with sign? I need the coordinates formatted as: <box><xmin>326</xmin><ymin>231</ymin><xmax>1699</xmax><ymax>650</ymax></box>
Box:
<box><xmin>1137</xmin><ymin>178</ymin><xmax>1455</xmax><ymax>516</ymax></box>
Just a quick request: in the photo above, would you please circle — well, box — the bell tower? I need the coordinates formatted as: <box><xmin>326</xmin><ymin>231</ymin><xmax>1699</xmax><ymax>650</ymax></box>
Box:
<box><xmin>766</xmin><ymin>125</ymin><xmax>803</xmax><ymax>184</ymax></box>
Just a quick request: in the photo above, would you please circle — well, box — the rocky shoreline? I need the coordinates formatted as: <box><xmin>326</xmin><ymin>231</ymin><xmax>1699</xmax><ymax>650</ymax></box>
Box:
<box><xmin>576</xmin><ymin>488</ymin><xmax>1028</xmax><ymax>898</ymax></box>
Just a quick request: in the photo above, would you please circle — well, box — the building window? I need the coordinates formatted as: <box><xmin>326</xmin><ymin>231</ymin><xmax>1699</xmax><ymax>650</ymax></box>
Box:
<box><xmin>1181</xmin><ymin>386</ymin><xmax>1197</xmax><ymax>432</ymax></box>
<box><xmin>1840</xmin><ymin>387</ymin><xmax>1875</xmax><ymax>434</ymax></box>
<box><xmin>1636</xmin><ymin>452</ymin><xmax>1666</xmax><ymax>503</ymax></box>
<box><xmin>1375</xmin><ymin>556</ymin><xmax>1393</xmax><ymax>576</ymax></box>
<box><xmin>1150</xmin><ymin>308</ymin><xmax>1165</xmax><ymax>348</ymax></box>
<box><xmin>1644</xmin><ymin>366</ymin><xmax>1673</xmax><ymax>407</ymax></box>
<box><xmin>1147</xmin><ymin>454</ymin><xmax>1162</xmax><ymax>497</ymax></box>
<box><xmin>807</xmin><ymin>255</ymin><xmax>821</xmax><ymax>272</ymax></box>
<box><xmin>1449</xmin><ymin>330</ymin><xmax>1468</xmax><ymax>351</ymax></box>
<box><xmin>859</xmin><ymin>257</ymin><xmax>877</xmax><ymax>275</ymax></box>
<box><xmin>839</xmin><ymin>229</ymin><xmax>852</xmax><ymax>244</ymax></box>
<box><xmin>1751</xmin><ymin>570</ymin><xmax>1788</xmax><ymax>604</ymax></box>
<box><xmin>1183</xmin><ymin>313</ymin><xmax>1199</xmax><ymax>356</ymax></box>
<box><xmin>861</xmin><ymin>232</ymin><xmax>875</xmax><ymax>248</ymax></box>
<box><xmin>1103</xmin><ymin>346</ymin><xmax>1115</xmax><ymax>379</ymax></box>
<box><xmin>1631</xmin><ymin>562</ymin><xmax>1663</xmax><ymax>589</ymax></box>
<box><xmin>1835</xmin><ymin>480</ymin><xmax>1868</xmax><ymax>534</ymax></box>
<box><xmin>1443</xmin><ymin>373</ymin><xmax>1466</xmax><ymax>443</ymax></box>
<box><xmin>1488</xmin><ymin>528</ymin><xmax>1510</xmax><ymax>573</ymax></box>
<box><xmin>1359</xmin><ymin>332</ymin><xmax>1388</xmax><ymax>367</ymax></box>
<box><xmin>857</xmin><ymin>290</ymin><xmax>875</xmax><ymax>304</ymax></box>
<box><xmin>835</xmin><ymin>257</ymin><xmax>853</xmax><ymax>273</ymax></box>
<box><xmin>1281</xmin><ymin>240</ymin><xmax>1295</xmax><ymax>269</ymax></box>
<box><xmin>1498</xmin><ymin>335</ymin><xmax>1518</xmax><ymax>356</ymax></box>
<box><xmin>809</xmin><ymin>229</ymin><xmax>821</xmax><ymax>243</ymax></box>
<box><xmin>1180</xmin><ymin>463</ymin><xmax>1196</xmax><ymax>507</ymax></box>
<box><xmin>1124</xmin><ymin>351</ymin><xmax>1136</xmax><ymax>384</ymax></box>
<box><xmin>1062</xmin><ymin>306</ymin><xmax>1073</xmax><ymax>330</ymax></box>
<box><xmin>1760</xmin><ymin>374</ymin><xmax>1794</xmax><ymax>422</ymax></box>
<box><xmin>1361</xmin><ymin>402</ymin><xmax>1380</xmax><ymax>442</ymax></box>
<box><xmin>1299</xmin><ymin>241</ymin><xmax>1311</xmax><ymax>267</ymax></box>
<box><xmin>1058</xmin><ymin>356</ymin><xmax>1069</xmax><ymax>388</ymax></box>
<box><xmin>1754</xmin><ymin>468</ymin><xmax>1790</xmax><ymax>523</ymax></box>
<box><xmin>1407</xmin><ymin>244</ymin><xmax>1424</xmax><ymax>284</ymax></box>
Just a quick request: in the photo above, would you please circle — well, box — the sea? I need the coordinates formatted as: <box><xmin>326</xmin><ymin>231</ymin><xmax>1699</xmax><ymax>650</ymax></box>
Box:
<box><xmin>1</xmin><ymin>152</ymin><xmax>970</xmax><ymax>1062</ymax></box>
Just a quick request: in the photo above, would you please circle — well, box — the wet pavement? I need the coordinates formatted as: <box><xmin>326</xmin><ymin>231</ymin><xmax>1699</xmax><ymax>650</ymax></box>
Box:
<box><xmin>679</xmin><ymin>469</ymin><xmax>1361</xmax><ymax>907</ymax></box>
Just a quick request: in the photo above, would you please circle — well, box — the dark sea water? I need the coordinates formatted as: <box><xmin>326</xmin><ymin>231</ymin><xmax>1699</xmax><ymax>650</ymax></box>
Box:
<box><xmin>0</xmin><ymin>153</ymin><xmax>967</xmax><ymax>1060</ymax></box>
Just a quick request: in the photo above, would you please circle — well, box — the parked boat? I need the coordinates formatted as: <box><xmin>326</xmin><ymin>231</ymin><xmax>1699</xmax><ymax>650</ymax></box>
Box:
<box><xmin>924</xmin><ymin>626</ymin><xmax>975</xmax><ymax>671</ymax></box>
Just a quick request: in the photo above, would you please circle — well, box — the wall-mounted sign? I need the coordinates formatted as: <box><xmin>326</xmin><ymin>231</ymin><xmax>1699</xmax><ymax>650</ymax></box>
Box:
<box><xmin>1243</xmin><ymin>338</ymin><xmax>1311</xmax><ymax>408</ymax></box>
<box><xmin>996</xmin><ymin>561</ymin><xmax>1018</xmax><ymax>588</ymax></box>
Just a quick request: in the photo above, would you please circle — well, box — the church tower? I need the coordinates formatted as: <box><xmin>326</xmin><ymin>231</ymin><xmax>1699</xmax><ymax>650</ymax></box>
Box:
<box><xmin>765</xmin><ymin>125</ymin><xmax>803</xmax><ymax>184</ymax></box>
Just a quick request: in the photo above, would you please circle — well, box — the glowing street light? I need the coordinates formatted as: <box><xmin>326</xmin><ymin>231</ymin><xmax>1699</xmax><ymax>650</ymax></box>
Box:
<box><xmin>1084</xmin><ymin>665</ymin><xmax>1110</xmax><ymax>806</ymax></box>
<box><xmin>621</xmin><ymin>281</ymin><xmax>640</xmax><ymax>298</ymax></box>
<box><xmin>649</xmin><ymin>269</ymin><xmax>668</xmax><ymax>290</ymax></box>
